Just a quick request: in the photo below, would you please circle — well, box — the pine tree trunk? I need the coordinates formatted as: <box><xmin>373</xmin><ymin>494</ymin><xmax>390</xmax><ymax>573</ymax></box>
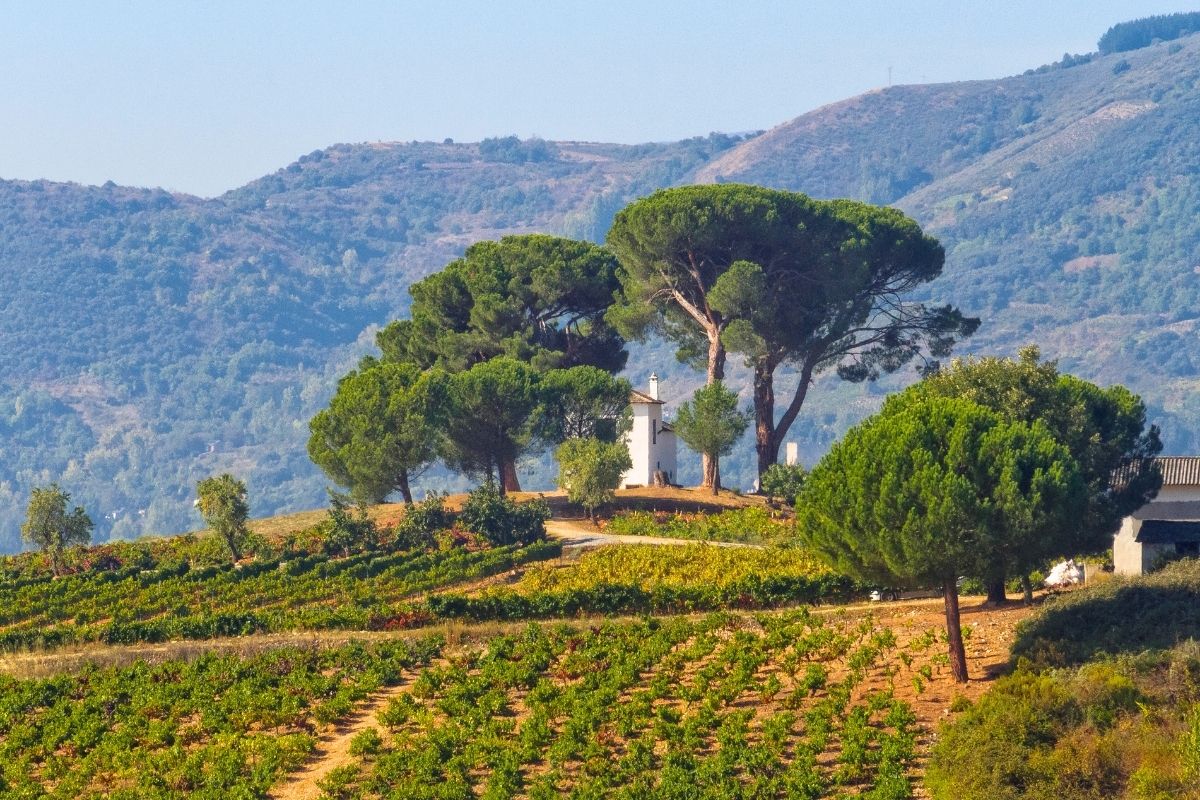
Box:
<box><xmin>984</xmin><ymin>573</ymin><xmax>1008</xmax><ymax>605</ymax></box>
<box><xmin>1021</xmin><ymin>574</ymin><xmax>1034</xmax><ymax>605</ymax></box>
<box><xmin>943</xmin><ymin>577</ymin><xmax>969</xmax><ymax>683</ymax></box>
<box><xmin>706</xmin><ymin>335</ymin><xmax>726</xmax><ymax>384</ymax></box>
<box><xmin>700</xmin><ymin>333</ymin><xmax>727</xmax><ymax>493</ymax></box>
<box><xmin>501</xmin><ymin>459</ymin><xmax>522</xmax><ymax>494</ymax></box>
<box><xmin>704</xmin><ymin>457</ymin><xmax>721</xmax><ymax>495</ymax></box>
<box><xmin>754</xmin><ymin>366</ymin><xmax>779</xmax><ymax>479</ymax></box>
<box><xmin>397</xmin><ymin>470</ymin><xmax>413</xmax><ymax>506</ymax></box>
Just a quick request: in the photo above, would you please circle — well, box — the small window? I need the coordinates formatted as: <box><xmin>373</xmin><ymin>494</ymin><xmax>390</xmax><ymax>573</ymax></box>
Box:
<box><xmin>652</xmin><ymin>427</ymin><xmax>656</xmax><ymax>445</ymax></box>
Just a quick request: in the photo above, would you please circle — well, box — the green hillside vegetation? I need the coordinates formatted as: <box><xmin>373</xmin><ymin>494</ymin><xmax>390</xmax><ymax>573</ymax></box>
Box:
<box><xmin>699</xmin><ymin>30</ymin><xmax>1200</xmax><ymax>463</ymax></box>
<box><xmin>4</xmin><ymin>19</ymin><xmax>1200</xmax><ymax>545</ymax></box>
<box><xmin>927</xmin><ymin>561</ymin><xmax>1200</xmax><ymax>799</ymax></box>
<box><xmin>0</xmin><ymin>135</ymin><xmax>746</xmax><ymax>551</ymax></box>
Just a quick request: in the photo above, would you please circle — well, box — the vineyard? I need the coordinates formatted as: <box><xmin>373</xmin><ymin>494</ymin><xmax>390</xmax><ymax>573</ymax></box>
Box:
<box><xmin>0</xmin><ymin>506</ymin><xmax>1042</xmax><ymax>798</ymax></box>
<box><xmin>0</xmin><ymin>536</ymin><xmax>866</xmax><ymax>652</ymax></box>
<box><xmin>603</xmin><ymin>508</ymin><xmax>790</xmax><ymax>546</ymax></box>
<box><xmin>0</xmin><ymin>638</ymin><xmax>440</xmax><ymax>798</ymax></box>
<box><xmin>311</xmin><ymin>611</ymin><xmax>932</xmax><ymax>799</ymax></box>
<box><xmin>424</xmin><ymin>544</ymin><xmax>858</xmax><ymax>623</ymax></box>
<box><xmin>0</xmin><ymin>541</ymin><xmax>561</xmax><ymax>651</ymax></box>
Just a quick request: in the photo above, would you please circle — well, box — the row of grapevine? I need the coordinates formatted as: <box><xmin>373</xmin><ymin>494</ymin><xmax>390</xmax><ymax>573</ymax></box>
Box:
<box><xmin>317</xmin><ymin>611</ymin><xmax>925</xmax><ymax>799</ymax></box>
<box><xmin>0</xmin><ymin>544</ymin><xmax>863</xmax><ymax>652</ymax></box>
<box><xmin>0</xmin><ymin>542</ymin><xmax>560</xmax><ymax>651</ymax></box>
<box><xmin>0</xmin><ymin>638</ymin><xmax>440</xmax><ymax>798</ymax></box>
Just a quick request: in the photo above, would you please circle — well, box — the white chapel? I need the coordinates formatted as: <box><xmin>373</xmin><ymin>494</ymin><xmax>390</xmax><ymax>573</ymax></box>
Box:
<box><xmin>620</xmin><ymin>374</ymin><xmax>677</xmax><ymax>488</ymax></box>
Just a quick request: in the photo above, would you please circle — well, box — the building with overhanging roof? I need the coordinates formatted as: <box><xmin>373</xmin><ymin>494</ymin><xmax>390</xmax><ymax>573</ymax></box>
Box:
<box><xmin>1114</xmin><ymin>456</ymin><xmax>1200</xmax><ymax>575</ymax></box>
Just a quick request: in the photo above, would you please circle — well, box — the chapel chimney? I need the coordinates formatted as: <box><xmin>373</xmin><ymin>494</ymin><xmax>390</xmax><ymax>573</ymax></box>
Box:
<box><xmin>648</xmin><ymin>373</ymin><xmax>659</xmax><ymax>400</ymax></box>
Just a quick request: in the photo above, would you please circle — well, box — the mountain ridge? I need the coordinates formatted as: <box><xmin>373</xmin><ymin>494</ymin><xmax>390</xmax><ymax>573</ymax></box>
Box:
<box><xmin>3</xmin><ymin>30</ymin><xmax>1200</xmax><ymax>550</ymax></box>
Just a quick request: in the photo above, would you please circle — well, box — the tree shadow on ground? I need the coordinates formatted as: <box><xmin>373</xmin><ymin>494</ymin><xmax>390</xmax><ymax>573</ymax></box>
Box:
<box><xmin>1011</xmin><ymin>560</ymin><xmax>1200</xmax><ymax>667</ymax></box>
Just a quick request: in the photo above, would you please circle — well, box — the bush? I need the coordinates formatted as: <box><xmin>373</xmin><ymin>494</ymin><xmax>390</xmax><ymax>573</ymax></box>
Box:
<box><xmin>349</xmin><ymin>727</ymin><xmax>383</xmax><ymax>757</ymax></box>
<box><xmin>556</xmin><ymin>438</ymin><xmax>631</xmax><ymax>521</ymax></box>
<box><xmin>394</xmin><ymin>491</ymin><xmax>453</xmax><ymax>550</ymax></box>
<box><xmin>761</xmin><ymin>463</ymin><xmax>806</xmax><ymax>503</ymax></box>
<box><xmin>1012</xmin><ymin>559</ymin><xmax>1200</xmax><ymax>667</ymax></box>
<box><xmin>459</xmin><ymin>485</ymin><xmax>549</xmax><ymax>546</ymax></box>
<box><xmin>321</xmin><ymin>491</ymin><xmax>378</xmax><ymax>557</ymax></box>
<box><xmin>927</xmin><ymin>655</ymin><xmax>1198</xmax><ymax>800</ymax></box>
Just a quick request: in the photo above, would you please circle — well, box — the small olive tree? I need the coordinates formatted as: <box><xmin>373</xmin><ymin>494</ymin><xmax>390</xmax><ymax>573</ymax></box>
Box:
<box><xmin>557</xmin><ymin>437</ymin><xmax>632</xmax><ymax>521</ymax></box>
<box><xmin>196</xmin><ymin>474</ymin><xmax>251</xmax><ymax>563</ymax></box>
<box><xmin>21</xmin><ymin>484</ymin><xmax>93</xmax><ymax>575</ymax></box>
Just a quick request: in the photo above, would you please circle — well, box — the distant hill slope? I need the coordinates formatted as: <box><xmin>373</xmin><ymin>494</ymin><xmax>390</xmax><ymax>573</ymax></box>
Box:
<box><xmin>700</xmin><ymin>32</ymin><xmax>1200</xmax><ymax>455</ymax></box>
<box><xmin>6</xmin><ymin>28</ymin><xmax>1200</xmax><ymax>551</ymax></box>
<box><xmin>0</xmin><ymin>137</ymin><xmax>741</xmax><ymax>549</ymax></box>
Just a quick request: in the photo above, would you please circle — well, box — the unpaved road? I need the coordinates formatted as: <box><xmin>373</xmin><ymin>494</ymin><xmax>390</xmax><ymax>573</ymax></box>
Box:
<box><xmin>545</xmin><ymin>518</ymin><xmax>762</xmax><ymax>548</ymax></box>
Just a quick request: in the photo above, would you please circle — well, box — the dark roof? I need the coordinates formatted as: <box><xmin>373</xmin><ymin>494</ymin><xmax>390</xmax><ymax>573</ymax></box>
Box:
<box><xmin>659</xmin><ymin>421</ymin><xmax>674</xmax><ymax>433</ymax></box>
<box><xmin>630</xmin><ymin>389</ymin><xmax>663</xmax><ymax>405</ymax></box>
<box><xmin>1113</xmin><ymin>456</ymin><xmax>1200</xmax><ymax>488</ymax></box>
<box><xmin>1136</xmin><ymin>519</ymin><xmax>1200</xmax><ymax>544</ymax></box>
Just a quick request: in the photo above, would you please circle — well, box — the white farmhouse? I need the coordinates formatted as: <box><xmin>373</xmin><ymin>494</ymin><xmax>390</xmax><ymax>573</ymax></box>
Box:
<box><xmin>620</xmin><ymin>375</ymin><xmax>677</xmax><ymax>488</ymax></box>
<box><xmin>1113</xmin><ymin>457</ymin><xmax>1200</xmax><ymax>575</ymax></box>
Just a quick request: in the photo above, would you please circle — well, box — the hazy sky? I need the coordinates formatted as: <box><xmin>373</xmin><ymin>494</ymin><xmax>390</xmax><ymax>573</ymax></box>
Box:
<box><xmin>1</xmin><ymin>1</ymin><xmax>1190</xmax><ymax>196</ymax></box>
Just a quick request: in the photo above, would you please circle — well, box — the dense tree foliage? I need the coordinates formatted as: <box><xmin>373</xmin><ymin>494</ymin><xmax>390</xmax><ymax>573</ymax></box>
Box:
<box><xmin>608</xmin><ymin>184</ymin><xmax>976</xmax><ymax>479</ymax></box>
<box><xmin>797</xmin><ymin>395</ymin><xmax>1085</xmax><ymax>682</ymax></box>
<box><xmin>442</xmin><ymin>358</ymin><xmax>546</xmax><ymax>493</ymax></box>
<box><xmin>1098</xmin><ymin>12</ymin><xmax>1200</xmax><ymax>54</ymax></box>
<box><xmin>556</xmin><ymin>437</ymin><xmax>632</xmax><ymax>520</ymax></box>
<box><xmin>538</xmin><ymin>366</ymin><xmax>631</xmax><ymax>443</ymax></box>
<box><xmin>308</xmin><ymin>360</ymin><xmax>445</xmax><ymax>504</ymax></box>
<box><xmin>911</xmin><ymin>347</ymin><xmax>1161</xmax><ymax>600</ymax></box>
<box><xmin>20</xmin><ymin>484</ymin><xmax>92</xmax><ymax>575</ymax></box>
<box><xmin>378</xmin><ymin>234</ymin><xmax>626</xmax><ymax>374</ymax></box>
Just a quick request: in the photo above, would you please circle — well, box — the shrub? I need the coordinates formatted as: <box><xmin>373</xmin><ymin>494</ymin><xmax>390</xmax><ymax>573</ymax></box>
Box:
<box><xmin>459</xmin><ymin>484</ymin><xmax>549</xmax><ymax>546</ymax></box>
<box><xmin>927</xmin><ymin>656</ymin><xmax>1198</xmax><ymax>800</ymax></box>
<box><xmin>761</xmin><ymin>463</ymin><xmax>806</xmax><ymax>503</ymax></box>
<box><xmin>349</xmin><ymin>727</ymin><xmax>383</xmax><ymax>757</ymax></box>
<box><xmin>1012</xmin><ymin>559</ymin><xmax>1200</xmax><ymax>667</ymax></box>
<box><xmin>394</xmin><ymin>491</ymin><xmax>453</xmax><ymax>550</ymax></box>
<box><xmin>321</xmin><ymin>491</ymin><xmax>379</xmax><ymax>557</ymax></box>
<box><xmin>556</xmin><ymin>438</ymin><xmax>631</xmax><ymax>521</ymax></box>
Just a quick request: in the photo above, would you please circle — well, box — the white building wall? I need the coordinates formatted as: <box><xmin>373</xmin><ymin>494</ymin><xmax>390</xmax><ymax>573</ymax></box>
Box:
<box><xmin>656</xmin><ymin>430</ymin><xmax>676</xmax><ymax>484</ymax></box>
<box><xmin>621</xmin><ymin>405</ymin><xmax>655</xmax><ymax>488</ymax></box>
<box><xmin>1113</xmin><ymin>516</ymin><xmax>1144</xmax><ymax>576</ymax></box>
<box><xmin>620</xmin><ymin>403</ymin><xmax>676</xmax><ymax>488</ymax></box>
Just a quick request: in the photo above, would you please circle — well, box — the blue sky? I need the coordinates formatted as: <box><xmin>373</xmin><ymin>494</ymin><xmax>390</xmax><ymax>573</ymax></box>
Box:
<box><xmin>0</xmin><ymin>1</ymin><xmax>1190</xmax><ymax>196</ymax></box>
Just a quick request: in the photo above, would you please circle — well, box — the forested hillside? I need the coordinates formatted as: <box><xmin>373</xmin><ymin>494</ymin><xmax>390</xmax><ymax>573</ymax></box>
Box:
<box><xmin>5</xmin><ymin>21</ymin><xmax>1200</xmax><ymax>551</ymax></box>
<box><xmin>700</xmin><ymin>29</ymin><xmax>1200</xmax><ymax>460</ymax></box>
<box><xmin>0</xmin><ymin>137</ymin><xmax>745</xmax><ymax>549</ymax></box>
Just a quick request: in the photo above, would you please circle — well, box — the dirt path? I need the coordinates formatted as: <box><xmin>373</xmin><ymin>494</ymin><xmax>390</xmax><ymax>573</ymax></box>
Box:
<box><xmin>545</xmin><ymin>518</ymin><xmax>762</xmax><ymax>548</ymax></box>
<box><xmin>269</xmin><ymin>680</ymin><xmax>410</xmax><ymax>800</ymax></box>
